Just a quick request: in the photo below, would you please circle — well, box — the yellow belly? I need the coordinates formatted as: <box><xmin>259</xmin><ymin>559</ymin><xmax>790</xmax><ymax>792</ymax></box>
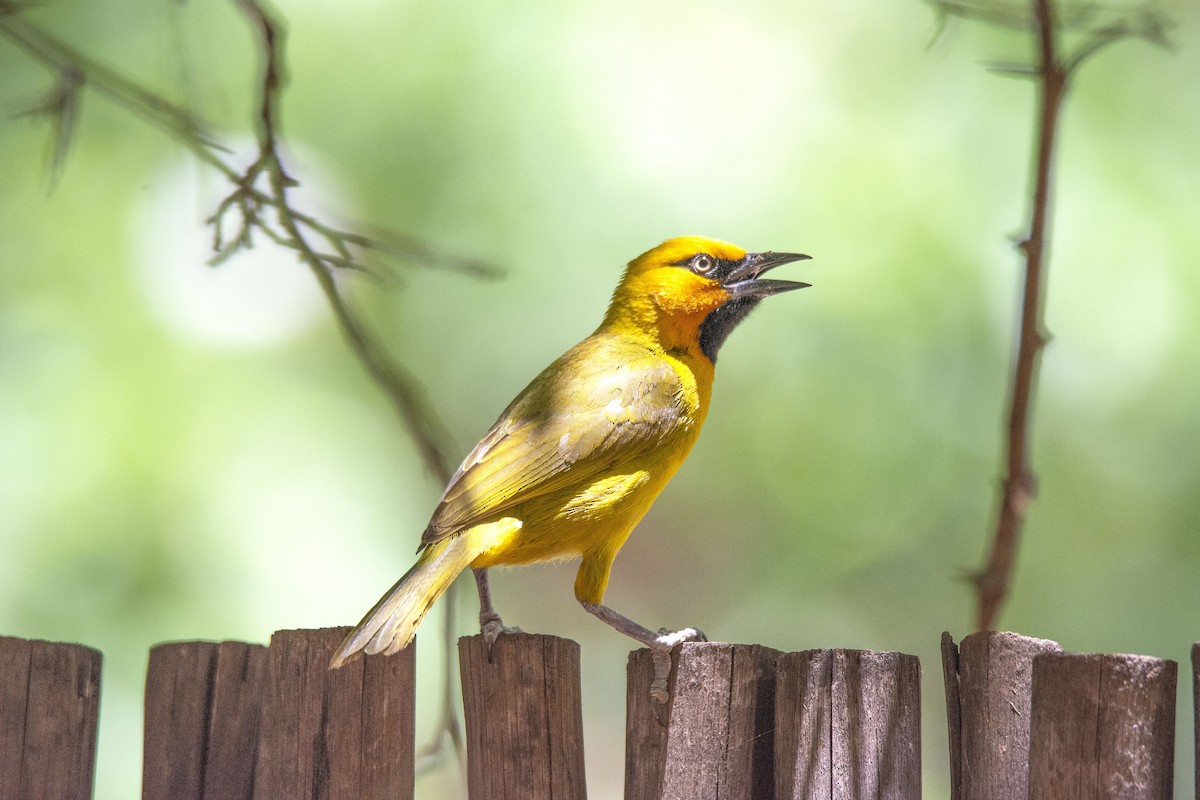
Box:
<box><xmin>469</xmin><ymin>466</ymin><xmax>673</xmax><ymax>569</ymax></box>
<box><xmin>462</xmin><ymin>342</ymin><xmax>712</xmax><ymax>601</ymax></box>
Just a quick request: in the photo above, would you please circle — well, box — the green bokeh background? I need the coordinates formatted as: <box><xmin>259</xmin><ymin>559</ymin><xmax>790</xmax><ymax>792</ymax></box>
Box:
<box><xmin>2</xmin><ymin>1</ymin><xmax>1198</xmax><ymax>797</ymax></box>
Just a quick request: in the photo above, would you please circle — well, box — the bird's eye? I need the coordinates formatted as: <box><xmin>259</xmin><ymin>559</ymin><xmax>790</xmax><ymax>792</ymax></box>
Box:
<box><xmin>691</xmin><ymin>254</ymin><xmax>715</xmax><ymax>274</ymax></box>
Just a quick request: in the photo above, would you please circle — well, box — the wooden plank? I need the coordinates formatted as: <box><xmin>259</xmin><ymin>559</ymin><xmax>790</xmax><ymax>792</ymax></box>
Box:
<box><xmin>142</xmin><ymin>640</ymin><xmax>267</xmax><ymax>800</ymax></box>
<box><xmin>939</xmin><ymin>633</ymin><xmax>962</xmax><ymax>800</ymax></box>
<box><xmin>0</xmin><ymin>636</ymin><xmax>33</xmax><ymax>800</ymax></box>
<box><xmin>776</xmin><ymin>649</ymin><xmax>920</xmax><ymax>800</ymax></box>
<box><xmin>0</xmin><ymin>636</ymin><xmax>101</xmax><ymax>800</ymax></box>
<box><xmin>254</xmin><ymin>627</ymin><xmax>415</xmax><ymax>800</ymax></box>
<box><xmin>944</xmin><ymin>630</ymin><xmax>1061</xmax><ymax>800</ymax></box>
<box><xmin>254</xmin><ymin>629</ymin><xmax>313</xmax><ymax>799</ymax></box>
<box><xmin>625</xmin><ymin>642</ymin><xmax>778</xmax><ymax>800</ymax></box>
<box><xmin>774</xmin><ymin>649</ymin><xmax>833</xmax><ymax>800</ymax></box>
<box><xmin>460</xmin><ymin>633</ymin><xmax>586</xmax><ymax>800</ymax></box>
<box><xmin>357</xmin><ymin>637</ymin><xmax>419</xmax><ymax>797</ymax></box>
<box><xmin>832</xmin><ymin>650</ymin><xmax>921</xmax><ymax>800</ymax></box>
<box><xmin>625</xmin><ymin>648</ymin><xmax>671</xmax><ymax>800</ymax></box>
<box><xmin>1028</xmin><ymin>652</ymin><xmax>1176</xmax><ymax>800</ymax></box>
<box><xmin>1194</xmin><ymin>643</ymin><xmax>1199</xmax><ymax>800</ymax></box>
<box><xmin>730</xmin><ymin>644</ymin><xmax>780</xmax><ymax>800</ymax></box>
<box><xmin>203</xmin><ymin>642</ymin><xmax>268</xmax><ymax>800</ymax></box>
<box><xmin>143</xmin><ymin>641</ymin><xmax>218</xmax><ymax>800</ymax></box>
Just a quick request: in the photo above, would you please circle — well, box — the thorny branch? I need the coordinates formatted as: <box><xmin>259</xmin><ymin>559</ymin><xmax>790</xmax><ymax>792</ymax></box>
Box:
<box><xmin>227</xmin><ymin>0</ymin><xmax>466</xmax><ymax>766</ymax></box>
<box><xmin>224</xmin><ymin>0</ymin><xmax>464</xmax><ymax>488</ymax></box>
<box><xmin>2</xmin><ymin>0</ymin><xmax>488</xmax><ymax>766</ymax></box>
<box><xmin>930</xmin><ymin>0</ymin><xmax>1170</xmax><ymax>631</ymax></box>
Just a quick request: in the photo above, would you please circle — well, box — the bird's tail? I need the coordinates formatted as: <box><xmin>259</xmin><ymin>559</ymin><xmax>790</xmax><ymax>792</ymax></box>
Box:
<box><xmin>330</xmin><ymin>535</ymin><xmax>479</xmax><ymax>668</ymax></box>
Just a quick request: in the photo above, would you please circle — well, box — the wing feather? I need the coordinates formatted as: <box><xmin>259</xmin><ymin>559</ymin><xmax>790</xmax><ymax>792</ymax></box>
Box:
<box><xmin>421</xmin><ymin>336</ymin><xmax>690</xmax><ymax>545</ymax></box>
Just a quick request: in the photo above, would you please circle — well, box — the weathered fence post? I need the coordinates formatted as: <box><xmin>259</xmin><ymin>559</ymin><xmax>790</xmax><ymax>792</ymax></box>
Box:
<box><xmin>254</xmin><ymin>627</ymin><xmax>416</xmax><ymax>800</ymax></box>
<box><xmin>940</xmin><ymin>630</ymin><xmax>1062</xmax><ymax>800</ymax></box>
<box><xmin>459</xmin><ymin>632</ymin><xmax>586</xmax><ymax>800</ymax></box>
<box><xmin>0</xmin><ymin>636</ymin><xmax>102</xmax><ymax>800</ymax></box>
<box><xmin>1028</xmin><ymin>652</ymin><xmax>1176</xmax><ymax>800</ymax></box>
<box><xmin>625</xmin><ymin>642</ymin><xmax>778</xmax><ymax>800</ymax></box>
<box><xmin>142</xmin><ymin>640</ymin><xmax>267</xmax><ymax>800</ymax></box>
<box><xmin>775</xmin><ymin>649</ymin><xmax>921</xmax><ymax>800</ymax></box>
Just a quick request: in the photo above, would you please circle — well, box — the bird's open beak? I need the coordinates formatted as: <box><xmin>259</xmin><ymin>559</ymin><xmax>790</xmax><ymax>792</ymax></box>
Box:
<box><xmin>722</xmin><ymin>251</ymin><xmax>811</xmax><ymax>300</ymax></box>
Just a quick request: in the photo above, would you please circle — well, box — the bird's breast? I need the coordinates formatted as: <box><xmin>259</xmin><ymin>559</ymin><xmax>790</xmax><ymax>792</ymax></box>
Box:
<box><xmin>557</xmin><ymin>470</ymin><xmax>652</xmax><ymax>521</ymax></box>
<box><xmin>463</xmin><ymin>335</ymin><xmax>713</xmax><ymax>568</ymax></box>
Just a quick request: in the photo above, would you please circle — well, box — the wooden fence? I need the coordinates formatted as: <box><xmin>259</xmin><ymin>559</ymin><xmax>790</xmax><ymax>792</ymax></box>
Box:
<box><xmin>0</xmin><ymin>629</ymin><xmax>1195</xmax><ymax>799</ymax></box>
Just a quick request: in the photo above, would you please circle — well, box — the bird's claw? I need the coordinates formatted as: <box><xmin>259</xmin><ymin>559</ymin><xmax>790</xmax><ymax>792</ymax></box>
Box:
<box><xmin>649</xmin><ymin>648</ymin><xmax>673</xmax><ymax>705</ymax></box>
<box><xmin>480</xmin><ymin>613</ymin><xmax>522</xmax><ymax>650</ymax></box>
<box><xmin>648</xmin><ymin>627</ymin><xmax>707</xmax><ymax>703</ymax></box>
<box><xmin>655</xmin><ymin>627</ymin><xmax>706</xmax><ymax>647</ymax></box>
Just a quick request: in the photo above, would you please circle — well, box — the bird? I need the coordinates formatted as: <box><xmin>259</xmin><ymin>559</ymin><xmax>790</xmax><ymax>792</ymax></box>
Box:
<box><xmin>329</xmin><ymin>236</ymin><xmax>809</xmax><ymax>687</ymax></box>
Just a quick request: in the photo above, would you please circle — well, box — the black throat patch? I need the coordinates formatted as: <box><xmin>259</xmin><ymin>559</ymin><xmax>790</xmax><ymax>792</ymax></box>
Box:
<box><xmin>697</xmin><ymin>297</ymin><xmax>765</xmax><ymax>363</ymax></box>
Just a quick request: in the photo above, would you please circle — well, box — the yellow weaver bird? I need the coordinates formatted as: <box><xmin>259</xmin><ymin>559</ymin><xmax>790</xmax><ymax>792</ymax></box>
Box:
<box><xmin>330</xmin><ymin>236</ymin><xmax>809</xmax><ymax>673</ymax></box>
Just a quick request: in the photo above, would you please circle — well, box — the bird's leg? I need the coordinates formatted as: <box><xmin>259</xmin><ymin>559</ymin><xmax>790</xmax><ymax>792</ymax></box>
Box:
<box><xmin>579</xmin><ymin>600</ymin><xmax>706</xmax><ymax>703</ymax></box>
<box><xmin>473</xmin><ymin>567</ymin><xmax>520</xmax><ymax>648</ymax></box>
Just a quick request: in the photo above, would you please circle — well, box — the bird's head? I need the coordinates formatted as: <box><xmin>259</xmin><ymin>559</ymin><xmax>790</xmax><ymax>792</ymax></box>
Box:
<box><xmin>602</xmin><ymin>235</ymin><xmax>810</xmax><ymax>362</ymax></box>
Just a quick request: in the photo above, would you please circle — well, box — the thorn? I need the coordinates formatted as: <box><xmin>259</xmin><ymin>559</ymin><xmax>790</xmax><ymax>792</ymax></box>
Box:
<box><xmin>924</xmin><ymin>1</ymin><xmax>952</xmax><ymax>51</ymax></box>
<box><xmin>984</xmin><ymin>61</ymin><xmax>1039</xmax><ymax>78</ymax></box>
<box><xmin>958</xmin><ymin>566</ymin><xmax>984</xmax><ymax>588</ymax></box>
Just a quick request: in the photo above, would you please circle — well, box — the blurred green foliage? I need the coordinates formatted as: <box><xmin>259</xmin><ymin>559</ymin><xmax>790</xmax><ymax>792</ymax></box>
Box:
<box><xmin>2</xmin><ymin>1</ymin><xmax>1198</xmax><ymax>797</ymax></box>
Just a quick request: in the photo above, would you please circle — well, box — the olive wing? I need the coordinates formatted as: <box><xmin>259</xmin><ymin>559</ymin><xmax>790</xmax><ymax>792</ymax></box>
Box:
<box><xmin>421</xmin><ymin>342</ymin><xmax>689</xmax><ymax>545</ymax></box>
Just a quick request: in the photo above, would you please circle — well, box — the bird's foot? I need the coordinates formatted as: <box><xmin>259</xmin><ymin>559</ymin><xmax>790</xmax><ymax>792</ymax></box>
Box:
<box><xmin>655</xmin><ymin>626</ymin><xmax>706</xmax><ymax>647</ymax></box>
<box><xmin>648</xmin><ymin>627</ymin><xmax>707</xmax><ymax>704</ymax></box>
<box><xmin>480</xmin><ymin>612</ymin><xmax>522</xmax><ymax>650</ymax></box>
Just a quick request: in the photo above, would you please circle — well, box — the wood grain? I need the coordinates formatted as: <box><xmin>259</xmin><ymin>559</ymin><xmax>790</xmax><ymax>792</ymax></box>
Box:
<box><xmin>142</xmin><ymin>640</ymin><xmax>267</xmax><ymax>800</ymax></box>
<box><xmin>940</xmin><ymin>633</ymin><xmax>963</xmax><ymax>800</ymax></box>
<box><xmin>254</xmin><ymin>627</ymin><xmax>415</xmax><ymax>800</ymax></box>
<box><xmin>626</xmin><ymin>642</ymin><xmax>779</xmax><ymax>800</ymax></box>
<box><xmin>0</xmin><ymin>636</ymin><xmax>101</xmax><ymax>800</ymax></box>
<box><xmin>943</xmin><ymin>630</ymin><xmax>1062</xmax><ymax>800</ymax></box>
<box><xmin>459</xmin><ymin>633</ymin><xmax>586</xmax><ymax>800</ymax></box>
<box><xmin>1193</xmin><ymin>643</ymin><xmax>1199</xmax><ymax>800</ymax></box>
<box><xmin>1028</xmin><ymin>652</ymin><xmax>1176</xmax><ymax>800</ymax></box>
<box><xmin>776</xmin><ymin>649</ymin><xmax>920</xmax><ymax>800</ymax></box>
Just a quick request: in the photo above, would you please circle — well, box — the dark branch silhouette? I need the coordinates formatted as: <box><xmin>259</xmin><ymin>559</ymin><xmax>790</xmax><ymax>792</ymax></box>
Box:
<box><xmin>222</xmin><ymin>0</ymin><xmax>464</xmax><ymax>487</ymax></box>
<box><xmin>2</xmin><ymin>0</ymin><xmax>490</xmax><ymax>766</ymax></box>
<box><xmin>929</xmin><ymin>0</ymin><xmax>1170</xmax><ymax>631</ymax></box>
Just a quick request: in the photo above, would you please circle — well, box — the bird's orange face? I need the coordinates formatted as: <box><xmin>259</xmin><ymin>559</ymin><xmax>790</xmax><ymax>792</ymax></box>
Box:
<box><xmin>607</xmin><ymin>236</ymin><xmax>810</xmax><ymax>361</ymax></box>
<box><xmin>626</xmin><ymin>237</ymin><xmax>748</xmax><ymax>318</ymax></box>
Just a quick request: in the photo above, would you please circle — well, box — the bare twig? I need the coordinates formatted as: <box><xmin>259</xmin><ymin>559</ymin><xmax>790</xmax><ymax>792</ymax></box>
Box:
<box><xmin>0</xmin><ymin>5</ymin><xmax>503</xmax><ymax>484</ymax></box>
<box><xmin>931</xmin><ymin>0</ymin><xmax>1167</xmax><ymax>35</ymax></box>
<box><xmin>414</xmin><ymin>589</ymin><xmax>465</xmax><ymax>772</ymax></box>
<box><xmin>223</xmin><ymin>0</ymin><xmax>462</xmax><ymax>485</ymax></box>
<box><xmin>3</xmin><ymin>0</ymin><xmax>482</xmax><ymax>765</ymax></box>
<box><xmin>974</xmin><ymin>0</ymin><xmax>1064</xmax><ymax>633</ymax></box>
<box><xmin>928</xmin><ymin>0</ymin><xmax>1171</xmax><ymax>630</ymax></box>
<box><xmin>11</xmin><ymin>64</ymin><xmax>83</xmax><ymax>186</ymax></box>
<box><xmin>225</xmin><ymin>0</ymin><xmax>467</xmax><ymax>764</ymax></box>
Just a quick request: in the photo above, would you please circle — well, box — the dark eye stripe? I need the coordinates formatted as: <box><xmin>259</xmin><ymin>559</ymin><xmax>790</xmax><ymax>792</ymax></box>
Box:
<box><xmin>672</xmin><ymin>254</ymin><xmax>742</xmax><ymax>282</ymax></box>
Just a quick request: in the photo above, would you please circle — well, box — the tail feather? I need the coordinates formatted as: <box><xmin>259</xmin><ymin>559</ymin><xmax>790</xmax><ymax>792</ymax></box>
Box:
<box><xmin>330</xmin><ymin>536</ymin><xmax>478</xmax><ymax>668</ymax></box>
